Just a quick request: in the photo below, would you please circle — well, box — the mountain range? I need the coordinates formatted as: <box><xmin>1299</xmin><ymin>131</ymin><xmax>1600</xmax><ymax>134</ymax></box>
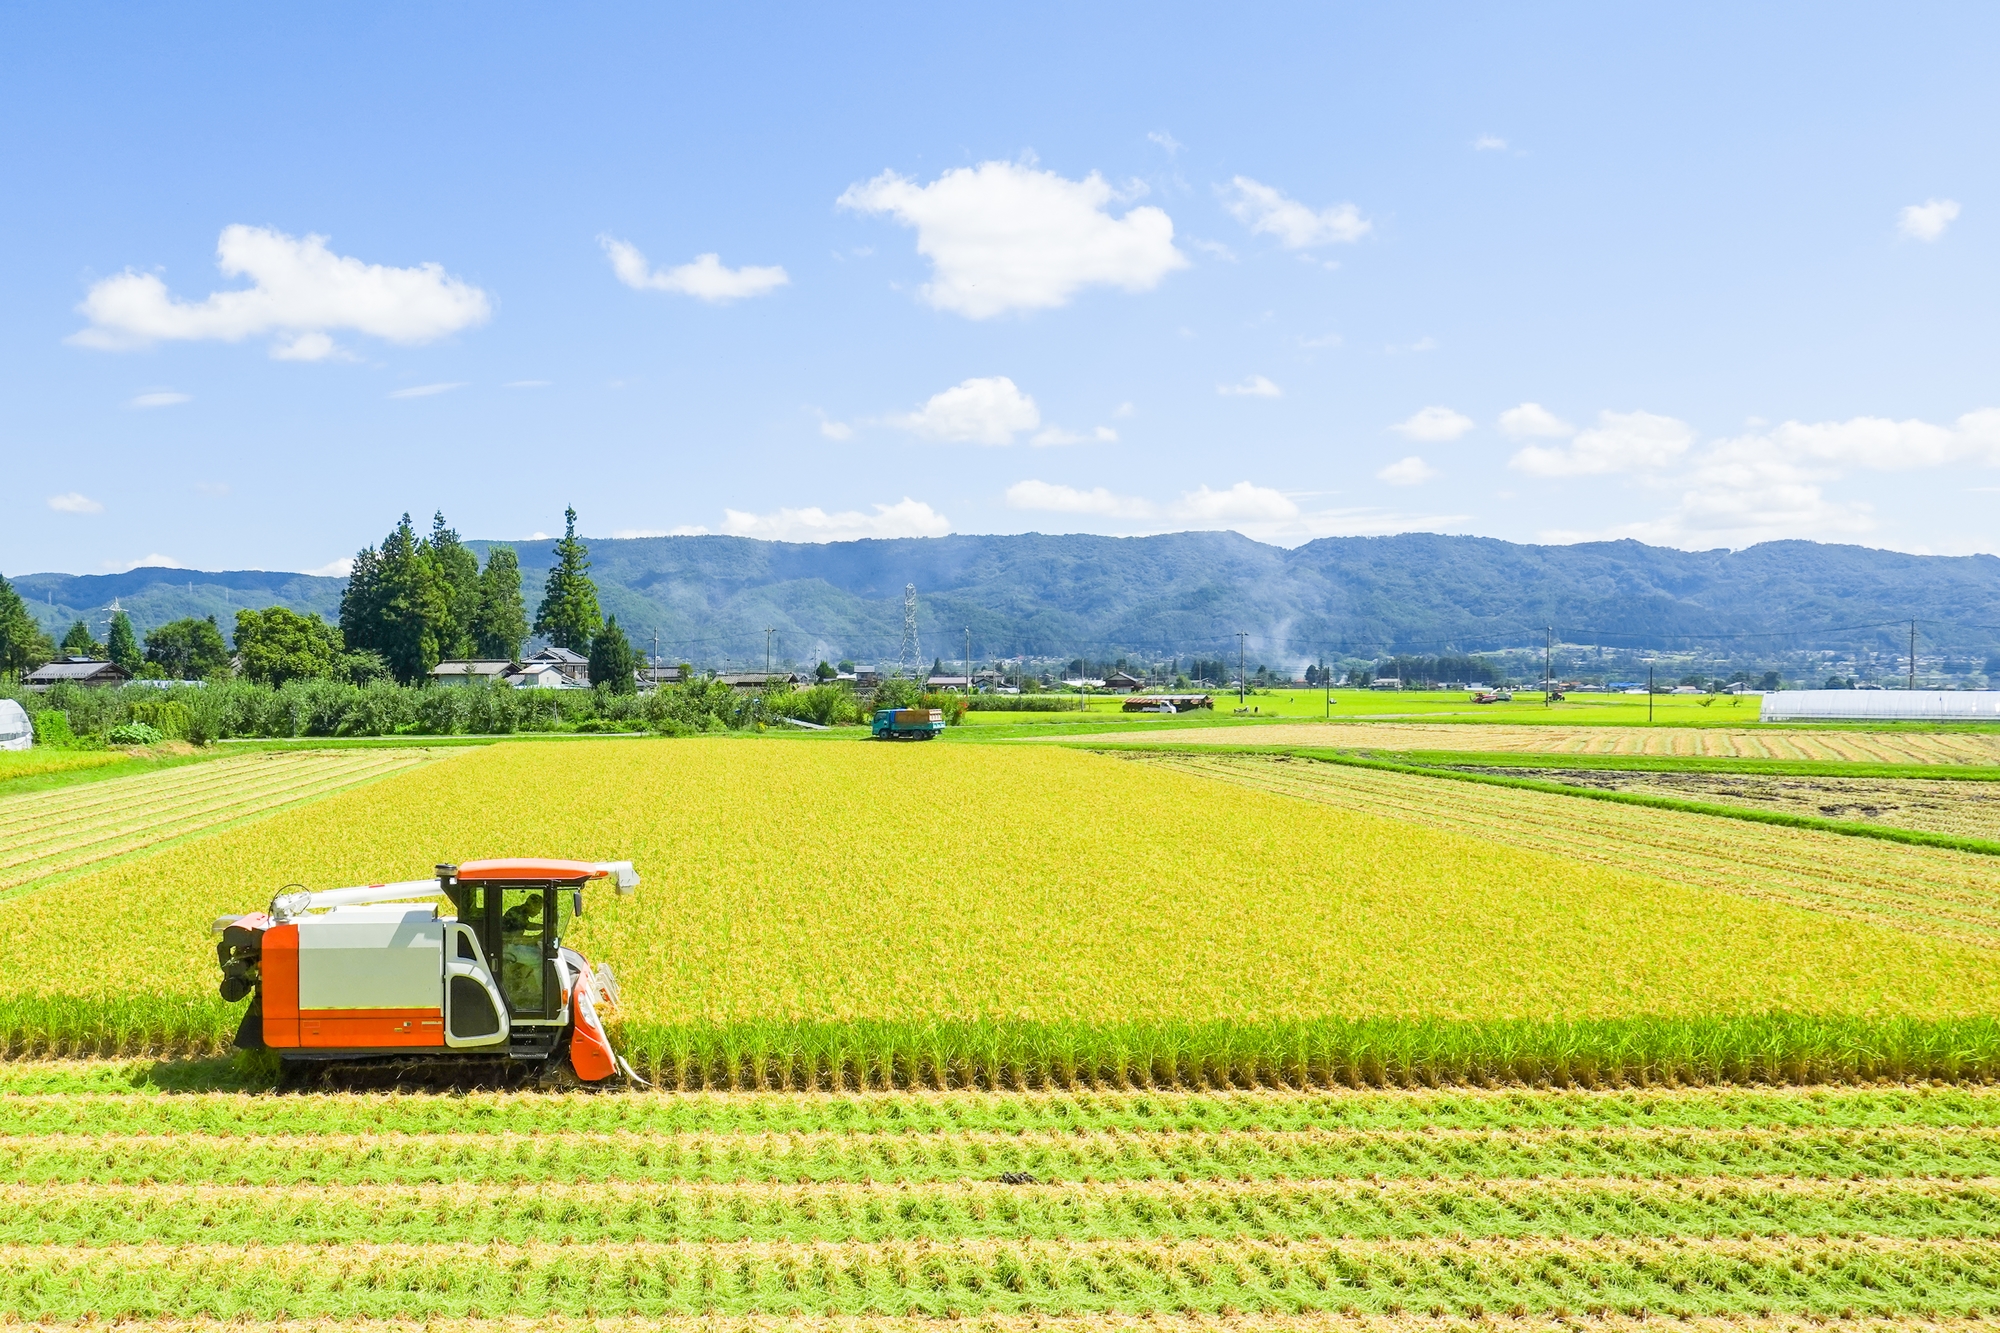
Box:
<box><xmin>14</xmin><ymin>532</ymin><xmax>2000</xmax><ymax>670</ymax></box>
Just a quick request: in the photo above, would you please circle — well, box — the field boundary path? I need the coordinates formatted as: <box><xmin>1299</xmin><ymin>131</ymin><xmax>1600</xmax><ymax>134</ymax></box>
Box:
<box><xmin>0</xmin><ymin>748</ymin><xmax>456</xmax><ymax>897</ymax></box>
<box><xmin>1097</xmin><ymin>722</ymin><xmax>2000</xmax><ymax>763</ymax></box>
<box><xmin>1133</xmin><ymin>752</ymin><xmax>2000</xmax><ymax>947</ymax></box>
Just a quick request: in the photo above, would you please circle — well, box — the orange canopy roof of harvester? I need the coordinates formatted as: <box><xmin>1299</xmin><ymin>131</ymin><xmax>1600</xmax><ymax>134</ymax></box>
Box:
<box><xmin>456</xmin><ymin>858</ymin><xmax>633</xmax><ymax>884</ymax></box>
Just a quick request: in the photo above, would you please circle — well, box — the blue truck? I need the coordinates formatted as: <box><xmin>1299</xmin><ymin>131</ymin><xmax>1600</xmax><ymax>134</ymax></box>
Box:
<box><xmin>871</xmin><ymin>707</ymin><xmax>946</xmax><ymax>740</ymax></box>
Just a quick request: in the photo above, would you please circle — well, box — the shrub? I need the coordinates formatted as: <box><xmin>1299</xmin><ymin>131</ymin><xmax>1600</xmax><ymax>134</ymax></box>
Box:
<box><xmin>107</xmin><ymin>722</ymin><xmax>164</xmax><ymax>747</ymax></box>
<box><xmin>31</xmin><ymin>710</ymin><xmax>74</xmax><ymax>748</ymax></box>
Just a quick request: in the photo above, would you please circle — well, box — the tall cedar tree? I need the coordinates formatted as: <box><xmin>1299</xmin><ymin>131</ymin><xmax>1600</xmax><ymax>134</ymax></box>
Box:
<box><xmin>427</xmin><ymin>512</ymin><xmax>481</xmax><ymax>661</ymax></box>
<box><xmin>534</xmin><ymin>507</ymin><xmax>601</xmax><ymax>651</ymax></box>
<box><xmin>106</xmin><ymin>611</ymin><xmax>141</xmax><ymax>674</ymax></box>
<box><xmin>60</xmin><ymin>620</ymin><xmax>101</xmax><ymax>657</ymax></box>
<box><xmin>472</xmin><ymin>546</ymin><xmax>528</xmax><ymax>660</ymax></box>
<box><xmin>0</xmin><ymin>575</ymin><xmax>55</xmax><ymax>675</ymax></box>
<box><xmin>143</xmin><ymin>616</ymin><xmax>230</xmax><ymax>679</ymax></box>
<box><xmin>588</xmin><ymin>615</ymin><xmax>636</xmax><ymax>693</ymax></box>
<box><xmin>339</xmin><ymin>514</ymin><xmax>449</xmax><ymax>684</ymax></box>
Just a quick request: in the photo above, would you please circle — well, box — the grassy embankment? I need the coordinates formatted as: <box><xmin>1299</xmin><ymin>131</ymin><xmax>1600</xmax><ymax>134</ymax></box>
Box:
<box><xmin>4</xmin><ymin>738</ymin><xmax>1999</xmax><ymax>1083</ymax></box>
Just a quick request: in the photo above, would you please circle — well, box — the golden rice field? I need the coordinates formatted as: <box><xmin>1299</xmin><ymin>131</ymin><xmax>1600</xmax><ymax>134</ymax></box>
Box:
<box><xmin>0</xmin><ymin>746</ymin><xmax>455</xmax><ymax>895</ymax></box>
<box><xmin>1110</xmin><ymin>722</ymin><xmax>2000</xmax><ymax>763</ymax></box>
<box><xmin>1134</xmin><ymin>752</ymin><xmax>2000</xmax><ymax>949</ymax></box>
<box><xmin>6</xmin><ymin>738</ymin><xmax>2000</xmax><ymax>1033</ymax></box>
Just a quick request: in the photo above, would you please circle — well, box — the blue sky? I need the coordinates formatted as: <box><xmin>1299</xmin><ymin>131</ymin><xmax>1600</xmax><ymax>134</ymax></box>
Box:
<box><xmin>5</xmin><ymin>3</ymin><xmax>1998</xmax><ymax>577</ymax></box>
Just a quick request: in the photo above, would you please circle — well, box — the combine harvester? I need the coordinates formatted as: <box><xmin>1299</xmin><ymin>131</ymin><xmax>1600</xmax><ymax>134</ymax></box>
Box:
<box><xmin>213</xmin><ymin>858</ymin><xmax>641</xmax><ymax>1083</ymax></box>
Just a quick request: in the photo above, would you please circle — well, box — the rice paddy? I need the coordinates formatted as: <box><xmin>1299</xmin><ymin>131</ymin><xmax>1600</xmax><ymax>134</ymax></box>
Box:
<box><xmin>7</xmin><ymin>733</ymin><xmax>2000</xmax><ymax>1323</ymax></box>
<box><xmin>0</xmin><ymin>746</ymin><xmax>457</xmax><ymax>895</ymax></box>
<box><xmin>1474</xmin><ymin>769</ymin><xmax>2000</xmax><ymax>842</ymax></box>
<box><xmin>1110</xmin><ymin>723</ymin><xmax>2000</xmax><ymax>764</ymax></box>
<box><xmin>4</xmin><ymin>1070</ymin><xmax>2000</xmax><ymax>1319</ymax></box>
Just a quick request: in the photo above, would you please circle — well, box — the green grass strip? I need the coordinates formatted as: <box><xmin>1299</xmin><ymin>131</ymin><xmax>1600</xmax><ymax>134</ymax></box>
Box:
<box><xmin>1354</xmin><ymin>749</ymin><xmax>2000</xmax><ymax>780</ymax></box>
<box><xmin>1085</xmin><ymin>741</ymin><xmax>2000</xmax><ymax>857</ymax></box>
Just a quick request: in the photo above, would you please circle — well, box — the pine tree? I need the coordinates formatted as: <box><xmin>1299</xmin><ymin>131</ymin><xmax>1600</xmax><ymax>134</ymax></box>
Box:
<box><xmin>106</xmin><ymin>612</ymin><xmax>141</xmax><ymax>674</ymax></box>
<box><xmin>588</xmin><ymin>616</ymin><xmax>636</xmax><ymax>693</ymax></box>
<box><xmin>427</xmin><ymin>512</ymin><xmax>481</xmax><ymax>661</ymax></box>
<box><xmin>533</xmin><ymin>507</ymin><xmax>601</xmax><ymax>651</ymax></box>
<box><xmin>472</xmin><ymin>546</ymin><xmax>528</xmax><ymax>660</ymax></box>
<box><xmin>0</xmin><ymin>575</ymin><xmax>54</xmax><ymax>676</ymax></box>
<box><xmin>60</xmin><ymin>620</ymin><xmax>101</xmax><ymax>658</ymax></box>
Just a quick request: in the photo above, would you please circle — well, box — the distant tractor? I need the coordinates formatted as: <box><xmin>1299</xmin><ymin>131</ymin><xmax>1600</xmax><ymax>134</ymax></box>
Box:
<box><xmin>213</xmin><ymin>858</ymin><xmax>640</xmax><ymax>1081</ymax></box>
<box><xmin>871</xmin><ymin>707</ymin><xmax>945</xmax><ymax>740</ymax></box>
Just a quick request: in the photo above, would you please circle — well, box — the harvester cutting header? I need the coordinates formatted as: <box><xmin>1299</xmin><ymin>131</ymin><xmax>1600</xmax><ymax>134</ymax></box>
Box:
<box><xmin>213</xmin><ymin>857</ymin><xmax>640</xmax><ymax>1082</ymax></box>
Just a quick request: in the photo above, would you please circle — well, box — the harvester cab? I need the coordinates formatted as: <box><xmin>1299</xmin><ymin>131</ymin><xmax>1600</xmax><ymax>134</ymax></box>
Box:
<box><xmin>212</xmin><ymin>857</ymin><xmax>640</xmax><ymax>1082</ymax></box>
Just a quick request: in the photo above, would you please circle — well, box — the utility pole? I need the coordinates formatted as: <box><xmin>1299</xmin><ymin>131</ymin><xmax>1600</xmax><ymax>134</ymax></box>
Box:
<box><xmin>1910</xmin><ymin>619</ymin><xmax>1918</xmax><ymax>692</ymax></box>
<box><xmin>1236</xmin><ymin>632</ymin><xmax>1249</xmax><ymax>707</ymax></box>
<box><xmin>765</xmin><ymin>627</ymin><xmax>774</xmax><ymax>676</ymax></box>
<box><xmin>1324</xmin><ymin>653</ymin><xmax>1331</xmax><ymax>718</ymax></box>
<box><xmin>1544</xmin><ymin>626</ymin><xmax>1554</xmax><ymax>707</ymax></box>
<box><xmin>1648</xmin><ymin>663</ymin><xmax>1655</xmax><ymax>724</ymax></box>
<box><xmin>965</xmin><ymin>626</ymin><xmax>971</xmax><ymax>692</ymax></box>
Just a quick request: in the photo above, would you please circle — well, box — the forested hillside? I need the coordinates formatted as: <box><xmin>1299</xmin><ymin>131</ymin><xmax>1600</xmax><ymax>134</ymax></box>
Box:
<box><xmin>14</xmin><ymin>532</ymin><xmax>2000</xmax><ymax>667</ymax></box>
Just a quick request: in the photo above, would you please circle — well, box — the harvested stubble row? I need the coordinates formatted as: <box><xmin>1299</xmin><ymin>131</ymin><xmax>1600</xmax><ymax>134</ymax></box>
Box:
<box><xmin>7</xmin><ymin>1235</ymin><xmax>2000</xmax><ymax>1321</ymax></box>
<box><xmin>1111</xmin><ymin>724</ymin><xmax>2000</xmax><ymax>764</ymax></box>
<box><xmin>7</xmin><ymin>1080</ymin><xmax>2000</xmax><ymax>1320</ymax></box>
<box><xmin>8</xmin><ymin>1177</ymin><xmax>2000</xmax><ymax>1244</ymax></box>
<box><xmin>9</xmin><ymin>740</ymin><xmax>2000</xmax><ymax>1085</ymax></box>
<box><xmin>0</xmin><ymin>747</ymin><xmax>454</xmax><ymax>893</ymax></box>
<box><xmin>1133</xmin><ymin>753</ymin><xmax>2000</xmax><ymax>949</ymax></box>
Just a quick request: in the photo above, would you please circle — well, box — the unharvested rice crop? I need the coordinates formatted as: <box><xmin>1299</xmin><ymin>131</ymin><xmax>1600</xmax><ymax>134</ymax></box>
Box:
<box><xmin>1108</xmin><ymin>722</ymin><xmax>2000</xmax><ymax>764</ymax></box>
<box><xmin>1491</xmin><ymin>768</ymin><xmax>2000</xmax><ymax>841</ymax></box>
<box><xmin>5</xmin><ymin>739</ymin><xmax>2000</xmax><ymax>1081</ymax></box>
<box><xmin>1133</xmin><ymin>753</ymin><xmax>2000</xmax><ymax>949</ymax></box>
<box><xmin>4</xmin><ymin>1069</ymin><xmax>2000</xmax><ymax>1319</ymax></box>
<box><xmin>0</xmin><ymin>747</ymin><xmax>454</xmax><ymax>894</ymax></box>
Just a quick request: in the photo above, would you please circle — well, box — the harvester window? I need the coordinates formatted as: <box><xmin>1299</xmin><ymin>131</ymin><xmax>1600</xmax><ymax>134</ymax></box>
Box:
<box><xmin>498</xmin><ymin>889</ymin><xmax>550</xmax><ymax>1016</ymax></box>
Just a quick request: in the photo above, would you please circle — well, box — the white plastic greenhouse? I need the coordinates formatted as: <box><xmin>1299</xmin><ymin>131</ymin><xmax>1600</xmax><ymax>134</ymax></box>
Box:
<box><xmin>1760</xmin><ymin>690</ymin><xmax>2000</xmax><ymax>722</ymax></box>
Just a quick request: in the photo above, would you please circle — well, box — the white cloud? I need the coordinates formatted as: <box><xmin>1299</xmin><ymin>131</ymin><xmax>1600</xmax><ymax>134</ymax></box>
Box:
<box><xmin>837</xmin><ymin>160</ymin><xmax>1187</xmax><ymax>318</ymax></box>
<box><xmin>1898</xmin><ymin>199</ymin><xmax>1960</xmax><ymax>242</ymax></box>
<box><xmin>1385</xmin><ymin>336</ymin><xmax>1438</xmax><ymax>354</ymax></box>
<box><xmin>1510</xmin><ymin>409</ymin><xmax>1695</xmax><ymax>476</ymax></box>
<box><xmin>599</xmin><ymin>237</ymin><xmax>790</xmax><ymax>302</ymax></box>
<box><xmin>1473</xmin><ymin>135</ymin><xmax>1508</xmax><ymax>152</ymax></box>
<box><xmin>47</xmin><ymin>492</ymin><xmax>103</xmax><ymax>514</ymax></box>
<box><xmin>129</xmin><ymin>390</ymin><xmax>190</xmax><ymax>408</ymax></box>
<box><xmin>889</xmin><ymin>376</ymin><xmax>1039</xmax><ymax>444</ymax></box>
<box><xmin>1498</xmin><ymin>402</ymin><xmax>1575</xmax><ymax>439</ymax></box>
<box><xmin>1532</xmin><ymin>408</ymin><xmax>2000</xmax><ymax>549</ymax></box>
<box><xmin>717</xmin><ymin>497</ymin><xmax>950</xmax><ymax>543</ymax></box>
<box><xmin>389</xmin><ymin>382</ymin><xmax>465</xmax><ymax>399</ymax></box>
<box><xmin>71</xmin><ymin>225</ymin><xmax>490</xmax><ymax>356</ymax></box>
<box><xmin>1299</xmin><ymin>332</ymin><xmax>1343</xmax><ymax>350</ymax></box>
<box><xmin>1005</xmin><ymin>480</ymin><xmax>1152</xmax><ymax>518</ymax></box>
<box><xmin>1392</xmin><ymin>406</ymin><xmax>1474</xmax><ymax>442</ymax></box>
<box><xmin>1147</xmin><ymin>131</ymin><xmax>1183</xmax><ymax>156</ymax></box>
<box><xmin>818</xmin><ymin>417</ymin><xmax>854</xmax><ymax>441</ymax></box>
<box><xmin>270</xmin><ymin>331</ymin><xmax>345</xmax><ymax>362</ymax></box>
<box><xmin>1217</xmin><ymin>374</ymin><xmax>1281</xmax><ymax>398</ymax></box>
<box><xmin>1219</xmin><ymin>176</ymin><xmax>1370</xmax><ymax>248</ymax></box>
<box><xmin>302</xmin><ymin>557</ymin><xmax>354</xmax><ymax>577</ymax></box>
<box><xmin>1377</xmin><ymin>456</ymin><xmax>1439</xmax><ymax>486</ymax></box>
<box><xmin>1176</xmin><ymin>481</ymin><xmax>1299</xmax><ymax>523</ymax></box>
<box><xmin>107</xmin><ymin>553</ymin><xmax>185</xmax><ymax>572</ymax></box>
<box><xmin>1030</xmin><ymin>425</ymin><xmax>1118</xmax><ymax>446</ymax></box>
<box><xmin>1113</xmin><ymin>401</ymin><xmax>1135</xmax><ymax>418</ymax></box>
